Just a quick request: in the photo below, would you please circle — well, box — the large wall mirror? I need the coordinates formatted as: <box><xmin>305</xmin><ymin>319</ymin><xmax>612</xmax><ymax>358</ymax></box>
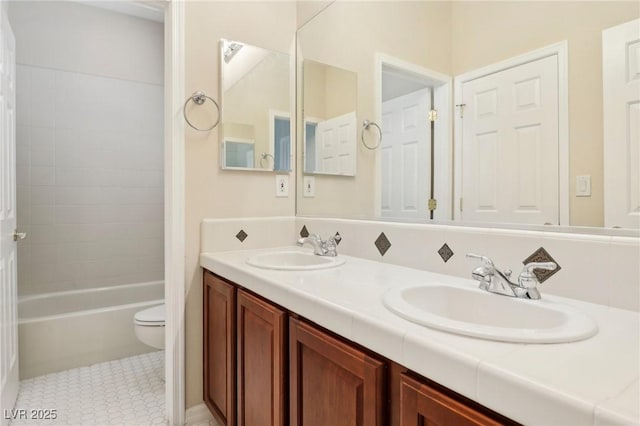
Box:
<box><xmin>296</xmin><ymin>1</ymin><xmax>640</xmax><ymax>231</ymax></box>
<box><xmin>220</xmin><ymin>39</ymin><xmax>292</xmax><ymax>172</ymax></box>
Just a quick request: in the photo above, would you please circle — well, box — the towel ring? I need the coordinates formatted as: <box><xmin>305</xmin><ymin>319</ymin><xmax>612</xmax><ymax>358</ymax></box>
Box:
<box><xmin>259</xmin><ymin>152</ymin><xmax>274</xmax><ymax>169</ymax></box>
<box><xmin>183</xmin><ymin>91</ymin><xmax>220</xmax><ymax>132</ymax></box>
<box><xmin>361</xmin><ymin>119</ymin><xmax>382</xmax><ymax>150</ymax></box>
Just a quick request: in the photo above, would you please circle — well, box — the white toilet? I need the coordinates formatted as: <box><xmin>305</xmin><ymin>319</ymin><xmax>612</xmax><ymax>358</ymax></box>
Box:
<box><xmin>134</xmin><ymin>304</ymin><xmax>165</xmax><ymax>349</ymax></box>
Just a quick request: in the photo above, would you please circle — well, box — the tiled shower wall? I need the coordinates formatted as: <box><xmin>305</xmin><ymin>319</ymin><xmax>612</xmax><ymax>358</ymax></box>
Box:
<box><xmin>16</xmin><ymin>65</ymin><xmax>164</xmax><ymax>295</ymax></box>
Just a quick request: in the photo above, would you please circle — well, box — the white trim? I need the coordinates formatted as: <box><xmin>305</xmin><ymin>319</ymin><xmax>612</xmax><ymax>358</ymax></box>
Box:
<box><xmin>163</xmin><ymin>2</ymin><xmax>185</xmax><ymax>426</ymax></box>
<box><xmin>185</xmin><ymin>403</ymin><xmax>216</xmax><ymax>426</ymax></box>
<box><xmin>373</xmin><ymin>52</ymin><xmax>453</xmax><ymax>220</ymax></box>
<box><xmin>453</xmin><ymin>41</ymin><xmax>569</xmax><ymax>225</ymax></box>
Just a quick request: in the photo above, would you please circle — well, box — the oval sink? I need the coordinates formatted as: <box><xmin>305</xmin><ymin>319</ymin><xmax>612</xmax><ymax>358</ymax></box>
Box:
<box><xmin>246</xmin><ymin>251</ymin><xmax>345</xmax><ymax>271</ymax></box>
<box><xmin>383</xmin><ymin>283</ymin><xmax>598</xmax><ymax>343</ymax></box>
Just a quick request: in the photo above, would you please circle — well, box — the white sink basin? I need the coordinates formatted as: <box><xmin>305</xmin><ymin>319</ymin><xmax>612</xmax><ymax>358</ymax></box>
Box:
<box><xmin>383</xmin><ymin>283</ymin><xmax>598</xmax><ymax>343</ymax></box>
<box><xmin>246</xmin><ymin>251</ymin><xmax>345</xmax><ymax>271</ymax></box>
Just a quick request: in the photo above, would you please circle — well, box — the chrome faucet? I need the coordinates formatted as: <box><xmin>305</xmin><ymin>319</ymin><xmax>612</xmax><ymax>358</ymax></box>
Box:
<box><xmin>466</xmin><ymin>253</ymin><xmax>557</xmax><ymax>300</ymax></box>
<box><xmin>297</xmin><ymin>233</ymin><xmax>342</xmax><ymax>257</ymax></box>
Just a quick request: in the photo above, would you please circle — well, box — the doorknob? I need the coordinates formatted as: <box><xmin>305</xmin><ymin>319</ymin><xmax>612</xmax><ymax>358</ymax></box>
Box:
<box><xmin>13</xmin><ymin>230</ymin><xmax>27</xmax><ymax>241</ymax></box>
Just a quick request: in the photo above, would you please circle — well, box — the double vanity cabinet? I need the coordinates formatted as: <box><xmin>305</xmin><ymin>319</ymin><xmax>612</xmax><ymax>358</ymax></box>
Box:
<box><xmin>203</xmin><ymin>269</ymin><xmax>515</xmax><ymax>426</ymax></box>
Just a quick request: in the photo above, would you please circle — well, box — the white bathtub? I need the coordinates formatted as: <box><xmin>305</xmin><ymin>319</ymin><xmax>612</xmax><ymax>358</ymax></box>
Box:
<box><xmin>18</xmin><ymin>281</ymin><xmax>164</xmax><ymax>379</ymax></box>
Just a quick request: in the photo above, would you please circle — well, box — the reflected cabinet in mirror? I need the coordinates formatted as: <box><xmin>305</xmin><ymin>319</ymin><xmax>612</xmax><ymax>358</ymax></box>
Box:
<box><xmin>296</xmin><ymin>1</ymin><xmax>640</xmax><ymax>230</ymax></box>
<box><xmin>220</xmin><ymin>39</ymin><xmax>291</xmax><ymax>172</ymax></box>
<box><xmin>303</xmin><ymin>60</ymin><xmax>358</xmax><ymax>176</ymax></box>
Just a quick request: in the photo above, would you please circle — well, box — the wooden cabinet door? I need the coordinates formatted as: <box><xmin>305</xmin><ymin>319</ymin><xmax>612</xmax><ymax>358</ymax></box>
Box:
<box><xmin>237</xmin><ymin>290</ymin><xmax>286</xmax><ymax>426</ymax></box>
<box><xmin>204</xmin><ymin>272</ymin><xmax>236</xmax><ymax>426</ymax></box>
<box><xmin>289</xmin><ymin>318</ymin><xmax>385</xmax><ymax>426</ymax></box>
<box><xmin>400</xmin><ymin>374</ymin><xmax>504</xmax><ymax>426</ymax></box>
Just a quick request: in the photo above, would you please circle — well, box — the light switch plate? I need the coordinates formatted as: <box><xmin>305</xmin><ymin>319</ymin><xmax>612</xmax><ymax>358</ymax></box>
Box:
<box><xmin>275</xmin><ymin>175</ymin><xmax>289</xmax><ymax>197</ymax></box>
<box><xmin>303</xmin><ymin>176</ymin><xmax>315</xmax><ymax>197</ymax></box>
<box><xmin>576</xmin><ymin>175</ymin><xmax>591</xmax><ymax>197</ymax></box>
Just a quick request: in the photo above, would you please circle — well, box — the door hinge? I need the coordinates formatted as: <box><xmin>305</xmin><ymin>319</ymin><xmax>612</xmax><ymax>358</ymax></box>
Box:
<box><xmin>428</xmin><ymin>199</ymin><xmax>437</xmax><ymax>211</ymax></box>
<box><xmin>455</xmin><ymin>103</ymin><xmax>466</xmax><ymax>119</ymax></box>
<box><xmin>428</xmin><ymin>109</ymin><xmax>438</xmax><ymax>122</ymax></box>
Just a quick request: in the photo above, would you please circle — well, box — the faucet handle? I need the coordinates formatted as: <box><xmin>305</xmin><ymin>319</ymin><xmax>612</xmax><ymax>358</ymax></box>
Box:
<box><xmin>519</xmin><ymin>261</ymin><xmax>557</xmax><ymax>289</ymax></box>
<box><xmin>466</xmin><ymin>253</ymin><xmax>495</xmax><ymax>268</ymax></box>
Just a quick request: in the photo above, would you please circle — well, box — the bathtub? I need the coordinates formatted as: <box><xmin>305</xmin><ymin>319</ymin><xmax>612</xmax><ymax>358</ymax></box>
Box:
<box><xmin>18</xmin><ymin>281</ymin><xmax>164</xmax><ymax>379</ymax></box>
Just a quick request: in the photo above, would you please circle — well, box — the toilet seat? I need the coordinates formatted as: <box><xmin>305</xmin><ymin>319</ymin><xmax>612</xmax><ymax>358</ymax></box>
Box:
<box><xmin>134</xmin><ymin>305</ymin><xmax>165</xmax><ymax>327</ymax></box>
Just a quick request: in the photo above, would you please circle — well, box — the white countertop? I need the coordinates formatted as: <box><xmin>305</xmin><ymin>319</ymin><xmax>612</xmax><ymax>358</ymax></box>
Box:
<box><xmin>200</xmin><ymin>247</ymin><xmax>640</xmax><ymax>426</ymax></box>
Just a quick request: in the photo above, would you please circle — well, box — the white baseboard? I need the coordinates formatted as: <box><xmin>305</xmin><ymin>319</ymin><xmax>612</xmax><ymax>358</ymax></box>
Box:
<box><xmin>185</xmin><ymin>402</ymin><xmax>216</xmax><ymax>426</ymax></box>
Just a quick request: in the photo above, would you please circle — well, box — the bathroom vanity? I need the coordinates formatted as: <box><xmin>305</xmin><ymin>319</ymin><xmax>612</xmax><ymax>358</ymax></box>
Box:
<box><xmin>203</xmin><ymin>269</ymin><xmax>512</xmax><ymax>426</ymax></box>
<box><xmin>200</xmin><ymin>245</ymin><xmax>639</xmax><ymax>426</ymax></box>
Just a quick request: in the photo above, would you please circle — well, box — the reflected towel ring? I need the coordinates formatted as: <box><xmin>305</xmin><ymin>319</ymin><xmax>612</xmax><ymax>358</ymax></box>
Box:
<box><xmin>183</xmin><ymin>91</ymin><xmax>221</xmax><ymax>132</ymax></box>
<box><xmin>259</xmin><ymin>152</ymin><xmax>274</xmax><ymax>169</ymax></box>
<box><xmin>361</xmin><ymin>119</ymin><xmax>382</xmax><ymax>150</ymax></box>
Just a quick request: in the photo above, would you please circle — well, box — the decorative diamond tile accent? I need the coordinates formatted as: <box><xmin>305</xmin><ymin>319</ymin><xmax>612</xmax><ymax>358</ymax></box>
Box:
<box><xmin>236</xmin><ymin>229</ymin><xmax>248</xmax><ymax>242</ymax></box>
<box><xmin>300</xmin><ymin>225</ymin><xmax>309</xmax><ymax>238</ymax></box>
<box><xmin>334</xmin><ymin>232</ymin><xmax>342</xmax><ymax>245</ymax></box>
<box><xmin>438</xmin><ymin>243</ymin><xmax>454</xmax><ymax>263</ymax></box>
<box><xmin>374</xmin><ymin>232</ymin><xmax>391</xmax><ymax>256</ymax></box>
<box><xmin>12</xmin><ymin>351</ymin><xmax>167</xmax><ymax>426</ymax></box>
<box><xmin>523</xmin><ymin>246</ymin><xmax>561</xmax><ymax>283</ymax></box>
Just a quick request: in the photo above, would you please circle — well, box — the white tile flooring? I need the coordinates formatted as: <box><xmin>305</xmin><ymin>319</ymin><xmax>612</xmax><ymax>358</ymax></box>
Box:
<box><xmin>11</xmin><ymin>351</ymin><xmax>166</xmax><ymax>426</ymax></box>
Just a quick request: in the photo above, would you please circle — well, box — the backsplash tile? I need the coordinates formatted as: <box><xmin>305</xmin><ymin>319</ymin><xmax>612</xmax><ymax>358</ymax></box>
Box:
<box><xmin>523</xmin><ymin>247</ymin><xmax>561</xmax><ymax>283</ymax></box>
<box><xmin>438</xmin><ymin>243</ymin><xmax>454</xmax><ymax>263</ymax></box>
<box><xmin>374</xmin><ymin>232</ymin><xmax>391</xmax><ymax>256</ymax></box>
<box><xmin>293</xmin><ymin>217</ymin><xmax>638</xmax><ymax>311</ymax></box>
<box><xmin>300</xmin><ymin>225</ymin><xmax>309</xmax><ymax>238</ymax></box>
<box><xmin>235</xmin><ymin>229</ymin><xmax>248</xmax><ymax>242</ymax></box>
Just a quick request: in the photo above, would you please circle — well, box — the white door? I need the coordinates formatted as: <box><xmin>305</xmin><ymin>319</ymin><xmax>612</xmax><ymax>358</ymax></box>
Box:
<box><xmin>460</xmin><ymin>55</ymin><xmax>559</xmax><ymax>225</ymax></box>
<box><xmin>0</xmin><ymin>10</ymin><xmax>19</xmax><ymax>425</ymax></box>
<box><xmin>315</xmin><ymin>111</ymin><xmax>356</xmax><ymax>175</ymax></box>
<box><xmin>380</xmin><ymin>88</ymin><xmax>430</xmax><ymax>218</ymax></box>
<box><xmin>603</xmin><ymin>19</ymin><xmax>640</xmax><ymax>229</ymax></box>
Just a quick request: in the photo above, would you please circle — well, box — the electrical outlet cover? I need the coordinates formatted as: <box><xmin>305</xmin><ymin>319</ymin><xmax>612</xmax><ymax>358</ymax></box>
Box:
<box><xmin>303</xmin><ymin>176</ymin><xmax>315</xmax><ymax>197</ymax></box>
<box><xmin>275</xmin><ymin>174</ymin><xmax>289</xmax><ymax>197</ymax></box>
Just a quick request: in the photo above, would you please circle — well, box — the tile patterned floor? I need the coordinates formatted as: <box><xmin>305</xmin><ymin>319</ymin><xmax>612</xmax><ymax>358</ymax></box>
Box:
<box><xmin>10</xmin><ymin>351</ymin><xmax>166</xmax><ymax>426</ymax></box>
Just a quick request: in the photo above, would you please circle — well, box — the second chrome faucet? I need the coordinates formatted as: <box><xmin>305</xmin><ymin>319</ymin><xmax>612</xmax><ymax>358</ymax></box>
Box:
<box><xmin>466</xmin><ymin>253</ymin><xmax>557</xmax><ymax>300</ymax></box>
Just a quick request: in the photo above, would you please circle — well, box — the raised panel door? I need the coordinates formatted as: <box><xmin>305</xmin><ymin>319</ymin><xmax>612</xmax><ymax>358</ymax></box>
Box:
<box><xmin>203</xmin><ymin>272</ymin><xmax>236</xmax><ymax>426</ymax></box>
<box><xmin>237</xmin><ymin>290</ymin><xmax>286</xmax><ymax>426</ymax></box>
<box><xmin>289</xmin><ymin>318</ymin><xmax>385</xmax><ymax>426</ymax></box>
<box><xmin>399</xmin><ymin>374</ymin><xmax>505</xmax><ymax>426</ymax></box>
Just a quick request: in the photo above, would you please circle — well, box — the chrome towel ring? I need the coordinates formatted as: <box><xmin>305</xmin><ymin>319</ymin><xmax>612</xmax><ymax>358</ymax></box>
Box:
<box><xmin>259</xmin><ymin>152</ymin><xmax>274</xmax><ymax>169</ymax></box>
<box><xmin>183</xmin><ymin>91</ymin><xmax>220</xmax><ymax>132</ymax></box>
<box><xmin>361</xmin><ymin>119</ymin><xmax>382</xmax><ymax>150</ymax></box>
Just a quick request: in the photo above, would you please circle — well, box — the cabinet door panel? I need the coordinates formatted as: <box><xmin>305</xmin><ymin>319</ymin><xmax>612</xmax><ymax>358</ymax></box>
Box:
<box><xmin>204</xmin><ymin>272</ymin><xmax>236</xmax><ymax>426</ymax></box>
<box><xmin>237</xmin><ymin>290</ymin><xmax>286</xmax><ymax>426</ymax></box>
<box><xmin>400</xmin><ymin>374</ymin><xmax>503</xmax><ymax>426</ymax></box>
<box><xmin>289</xmin><ymin>318</ymin><xmax>385</xmax><ymax>426</ymax></box>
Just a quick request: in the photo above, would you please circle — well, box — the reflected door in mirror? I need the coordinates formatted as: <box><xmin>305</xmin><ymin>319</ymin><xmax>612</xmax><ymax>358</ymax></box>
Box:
<box><xmin>459</xmin><ymin>54</ymin><xmax>559</xmax><ymax>225</ymax></box>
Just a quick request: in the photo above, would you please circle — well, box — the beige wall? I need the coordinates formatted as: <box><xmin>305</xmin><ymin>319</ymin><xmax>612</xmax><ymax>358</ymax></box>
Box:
<box><xmin>303</xmin><ymin>60</ymin><xmax>357</xmax><ymax>120</ymax></box>
<box><xmin>451</xmin><ymin>1</ymin><xmax>640</xmax><ymax>226</ymax></box>
<box><xmin>184</xmin><ymin>1</ymin><xmax>296</xmax><ymax>409</ymax></box>
<box><xmin>296</xmin><ymin>1</ymin><xmax>452</xmax><ymax>217</ymax></box>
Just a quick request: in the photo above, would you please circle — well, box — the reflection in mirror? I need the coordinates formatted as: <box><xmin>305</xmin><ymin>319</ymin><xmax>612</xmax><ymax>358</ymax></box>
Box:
<box><xmin>220</xmin><ymin>39</ymin><xmax>291</xmax><ymax>171</ymax></box>
<box><xmin>296</xmin><ymin>1</ymin><xmax>640</xmax><ymax>231</ymax></box>
<box><xmin>303</xmin><ymin>60</ymin><xmax>358</xmax><ymax>176</ymax></box>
